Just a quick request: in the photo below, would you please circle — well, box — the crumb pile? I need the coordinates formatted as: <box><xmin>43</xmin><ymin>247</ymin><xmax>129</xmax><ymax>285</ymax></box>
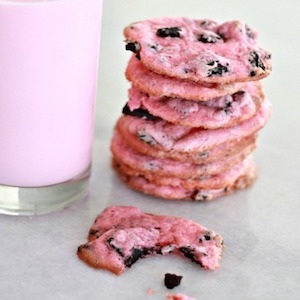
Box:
<box><xmin>111</xmin><ymin>17</ymin><xmax>272</xmax><ymax>201</ymax></box>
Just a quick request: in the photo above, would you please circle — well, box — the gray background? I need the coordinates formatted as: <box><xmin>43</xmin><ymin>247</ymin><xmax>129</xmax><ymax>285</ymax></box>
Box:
<box><xmin>1</xmin><ymin>0</ymin><xmax>300</xmax><ymax>299</ymax></box>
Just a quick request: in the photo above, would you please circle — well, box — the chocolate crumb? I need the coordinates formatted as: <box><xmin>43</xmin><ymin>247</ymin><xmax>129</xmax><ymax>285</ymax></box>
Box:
<box><xmin>164</xmin><ymin>273</ymin><xmax>183</xmax><ymax>289</ymax></box>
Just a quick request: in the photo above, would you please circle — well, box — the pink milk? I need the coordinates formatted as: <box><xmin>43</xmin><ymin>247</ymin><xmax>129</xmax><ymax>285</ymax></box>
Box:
<box><xmin>0</xmin><ymin>0</ymin><xmax>103</xmax><ymax>187</ymax></box>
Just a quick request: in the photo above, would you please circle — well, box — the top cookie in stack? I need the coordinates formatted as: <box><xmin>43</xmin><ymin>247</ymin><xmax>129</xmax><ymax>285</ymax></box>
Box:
<box><xmin>111</xmin><ymin>17</ymin><xmax>272</xmax><ymax>201</ymax></box>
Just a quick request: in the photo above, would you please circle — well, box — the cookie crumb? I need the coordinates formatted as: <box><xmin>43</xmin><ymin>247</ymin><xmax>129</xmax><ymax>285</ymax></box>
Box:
<box><xmin>147</xmin><ymin>288</ymin><xmax>155</xmax><ymax>295</ymax></box>
<box><xmin>164</xmin><ymin>273</ymin><xmax>183</xmax><ymax>289</ymax></box>
<box><xmin>166</xmin><ymin>293</ymin><xmax>197</xmax><ymax>300</ymax></box>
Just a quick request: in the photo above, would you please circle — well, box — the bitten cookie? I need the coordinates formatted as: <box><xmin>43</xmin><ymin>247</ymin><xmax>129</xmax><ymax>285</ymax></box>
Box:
<box><xmin>77</xmin><ymin>206</ymin><xmax>224</xmax><ymax>275</ymax></box>
<box><xmin>124</xmin><ymin>17</ymin><xmax>272</xmax><ymax>83</ymax></box>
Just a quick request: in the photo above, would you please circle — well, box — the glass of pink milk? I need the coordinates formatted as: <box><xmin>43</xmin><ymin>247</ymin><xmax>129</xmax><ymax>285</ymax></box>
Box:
<box><xmin>0</xmin><ymin>0</ymin><xmax>103</xmax><ymax>215</ymax></box>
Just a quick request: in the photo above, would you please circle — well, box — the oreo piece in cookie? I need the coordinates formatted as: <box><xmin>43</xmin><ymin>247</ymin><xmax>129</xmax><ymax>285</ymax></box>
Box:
<box><xmin>122</xmin><ymin>102</ymin><xmax>160</xmax><ymax>121</ymax></box>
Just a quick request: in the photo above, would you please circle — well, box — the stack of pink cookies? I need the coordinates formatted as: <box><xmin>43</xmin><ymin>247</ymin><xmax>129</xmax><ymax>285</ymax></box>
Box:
<box><xmin>111</xmin><ymin>17</ymin><xmax>272</xmax><ymax>201</ymax></box>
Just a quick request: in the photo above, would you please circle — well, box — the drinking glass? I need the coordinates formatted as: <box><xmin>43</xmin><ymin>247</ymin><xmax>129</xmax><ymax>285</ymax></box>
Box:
<box><xmin>0</xmin><ymin>0</ymin><xmax>103</xmax><ymax>215</ymax></box>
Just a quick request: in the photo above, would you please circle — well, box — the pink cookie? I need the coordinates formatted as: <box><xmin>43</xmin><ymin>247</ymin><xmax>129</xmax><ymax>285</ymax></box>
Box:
<box><xmin>78</xmin><ymin>206</ymin><xmax>224</xmax><ymax>275</ymax></box>
<box><xmin>113</xmin><ymin>155</ymin><xmax>255</xmax><ymax>191</ymax></box>
<box><xmin>126</xmin><ymin>55</ymin><xmax>243</xmax><ymax>100</ymax></box>
<box><xmin>126</xmin><ymin>81</ymin><xmax>264</xmax><ymax>129</ymax></box>
<box><xmin>124</xmin><ymin>18</ymin><xmax>272</xmax><ymax>83</ymax></box>
<box><xmin>111</xmin><ymin>130</ymin><xmax>254</xmax><ymax>179</ymax></box>
<box><xmin>118</xmin><ymin>98</ymin><xmax>271</xmax><ymax>155</ymax></box>
<box><xmin>113</xmin><ymin>157</ymin><xmax>257</xmax><ymax>201</ymax></box>
<box><xmin>117</xmin><ymin>122</ymin><xmax>257</xmax><ymax>164</ymax></box>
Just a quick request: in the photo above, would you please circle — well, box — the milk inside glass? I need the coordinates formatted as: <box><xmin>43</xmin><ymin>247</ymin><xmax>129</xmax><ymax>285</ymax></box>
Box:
<box><xmin>0</xmin><ymin>0</ymin><xmax>103</xmax><ymax>214</ymax></box>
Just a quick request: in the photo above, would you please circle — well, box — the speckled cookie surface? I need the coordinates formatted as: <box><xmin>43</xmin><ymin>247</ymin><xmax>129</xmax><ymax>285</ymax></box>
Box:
<box><xmin>127</xmin><ymin>81</ymin><xmax>264</xmax><ymax>129</ymax></box>
<box><xmin>114</xmin><ymin>158</ymin><xmax>257</xmax><ymax>201</ymax></box>
<box><xmin>117</xmin><ymin>121</ymin><xmax>257</xmax><ymax>164</ymax></box>
<box><xmin>77</xmin><ymin>206</ymin><xmax>224</xmax><ymax>275</ymax></box>
<box><xmin>126</xmin><ymin>55</ymin><xmax>243</xmax><ymax>100</ymax></box>
<box><xmin>111</xmin><ymin>130</ymin><xmax>255</xmax><ymax>179</ymax></box>
<box><xmin>124</xmin><ymin>17</ymin><xmax>272</xmax><ymax>83</ymax></box>
<box><xmin>113</xmin><ymin>155</ymin><xmax>255</xmax><ymax>191</ymax></box>
<box><xmin>118</xmin><ymin>98</ymin><xmax>271</xmax><ymax>154</ymax></box>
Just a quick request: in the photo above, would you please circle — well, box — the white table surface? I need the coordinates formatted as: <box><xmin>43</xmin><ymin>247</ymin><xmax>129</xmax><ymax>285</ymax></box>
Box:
<box><xmin>1</xmin><ymin>0</ymin><xmax>300</xmax><ymax>299</ymax></box>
